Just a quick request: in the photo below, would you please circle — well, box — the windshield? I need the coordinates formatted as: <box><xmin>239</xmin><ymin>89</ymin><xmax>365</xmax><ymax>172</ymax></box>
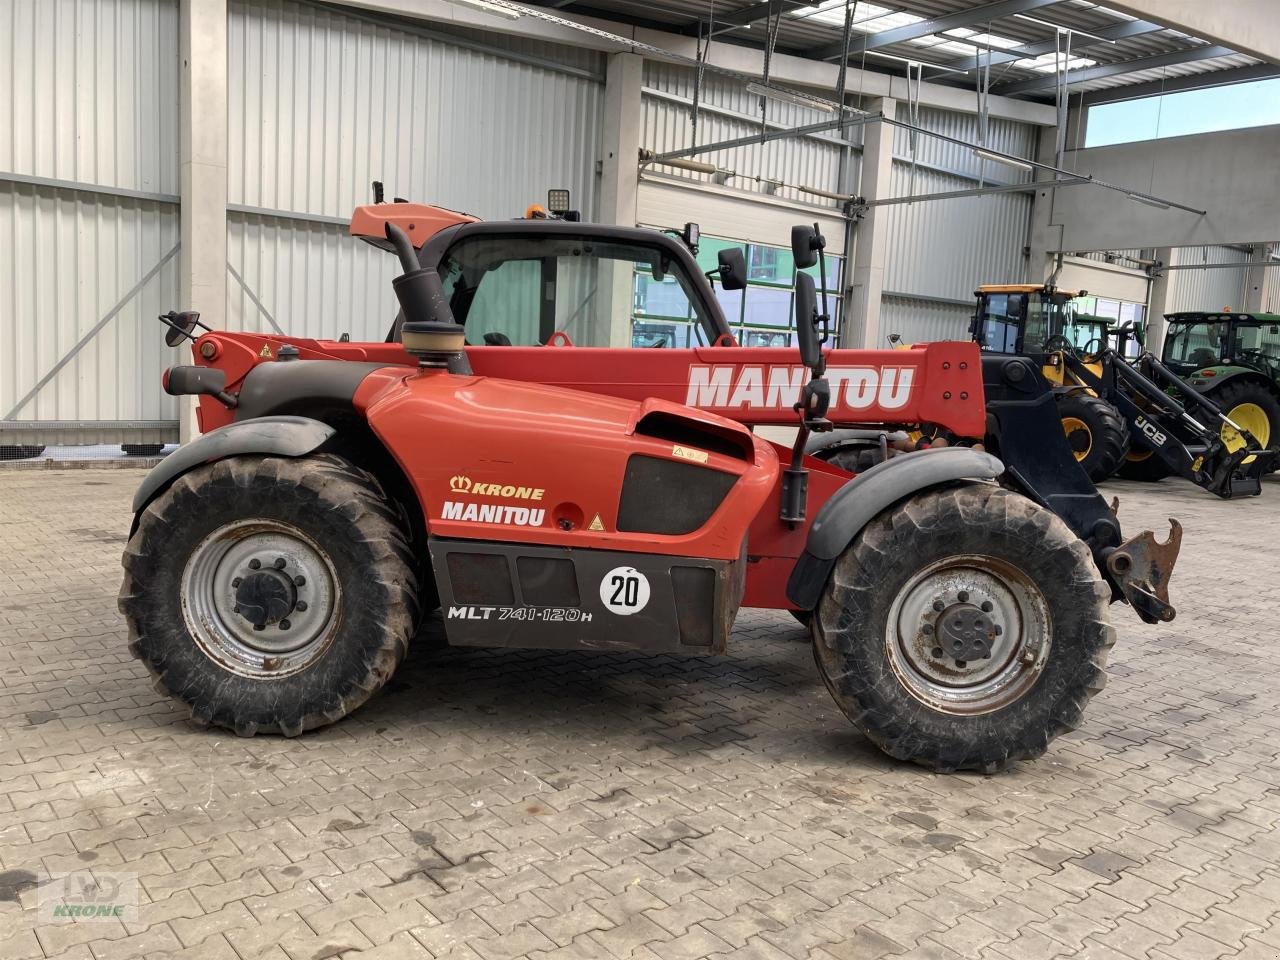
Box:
<box><xmin>975</xmin><ymin>291</ymin><xmax>1075</xmax><ymax>354</ymax></box>
<box><xmin>1164</xmin><ymin>322</ymin><xmax>1225</xmax><ymax>369</ymax></box>
<box><xmin>438</xmin><ymin>235</ymin><xmax>717</xmax><ymax>347</ymax></box>
<box><xmin>1229</xmin><ymin>321</ymin><xmax>1280</xmax><ymax>374</ymax></box>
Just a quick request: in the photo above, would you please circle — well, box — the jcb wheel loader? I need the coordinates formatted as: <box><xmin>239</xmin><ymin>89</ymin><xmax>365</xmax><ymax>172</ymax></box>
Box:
<box><xmin>128</xmin><ymin>199</ymin><xmax>1182</xmax><ymax>772</ymax></box>
<box><xmin>972</xmin><ymin>284</ymin><xmax>1280</xmax><ymax>496</ymax></box>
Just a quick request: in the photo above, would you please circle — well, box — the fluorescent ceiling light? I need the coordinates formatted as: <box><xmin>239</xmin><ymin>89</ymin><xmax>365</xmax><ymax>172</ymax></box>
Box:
<box><xmin>745</xmin><ymin>82</ymin><xmax>837</xmax><ymax>113</ymax></box>
<box><xmin>447</xmin><ymin>0</ymin><xmax>523</xmax><ymax>19</ymax></box>
<box><xmin>1013</xmin><ymin>12</ymin><xmax>1116</xmax><ymax>44</ymax></box>
<box><xmin>972</xmin><ymin>147</ymin><xmax>1035</xmax><ymax>171</ymax></box>
<box><xmin>1127</xmin><ymin>193</ymin><xmax>1171</xmax><ymax>210</ymax></box>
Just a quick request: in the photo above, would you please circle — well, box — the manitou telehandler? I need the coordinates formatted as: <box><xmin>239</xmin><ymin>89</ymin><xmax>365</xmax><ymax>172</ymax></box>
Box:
<box><xmin>972</xmin><ymin>283</ymin><xmax>1278</xmax><ymax>493</ymax></box>
<box><xmin>126</xmin><ymin>200</ymin><xmax>1183</xmax><ymax>773</ymax></box>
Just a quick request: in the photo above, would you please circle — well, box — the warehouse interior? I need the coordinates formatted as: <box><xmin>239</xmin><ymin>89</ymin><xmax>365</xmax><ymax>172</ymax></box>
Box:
<box><xmin>2</xmin><ymin>0</ymin><xmax>1277</xmax><ymax>450</ymax></box>
<box><xmin>7</xmin><ymin>4</ymin><xmax>1280</xmax><ymax>960</ymax></box>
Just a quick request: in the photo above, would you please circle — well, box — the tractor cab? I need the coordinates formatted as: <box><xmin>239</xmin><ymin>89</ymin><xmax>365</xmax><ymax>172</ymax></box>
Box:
<box><xmin>971</xmin><ymin>283</ymin><xmax>1089</xmax><ymax>359</ymax></box>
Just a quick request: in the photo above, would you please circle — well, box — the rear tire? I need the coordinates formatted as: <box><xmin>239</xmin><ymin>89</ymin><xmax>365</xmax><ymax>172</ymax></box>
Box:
<box><xmin>1206</xmin><ymin>379</ymin><xmax>1280</xmax><ymax>471</ymax></box>
<box><xmin>1116</xmin><ymin>449</ymin><xmax>1172</xmax><ymax>482</ymax></box>
<box><xmin>812</xmin><ymin>484</ymin><xmax>1112</xmax><ymax>773</ymax></box>
<box><xmin>1056</xmin><ymin>394</ymin><xmax>1129</xmax><ymax>483</ymax></box>
<box><xmin>119</xmin><ymin>454</ymin><xmax>417</xmax><ymax>736</ymax></box>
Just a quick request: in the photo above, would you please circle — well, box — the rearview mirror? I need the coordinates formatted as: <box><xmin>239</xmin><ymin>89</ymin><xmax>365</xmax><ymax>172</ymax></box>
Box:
<box><xmin>717</xmin><ymin>248</ymin><xmax>746</xmax><ymax>291</ymax></box>
<box><xmin>795</xmin><ymin>273</ymin><xmax>820</xmax><ymax>371</ymax></box>
<box><xmin>791</xmin><ymin>225</ymin><xmax>822</xmax><ymax>269</ymax></box>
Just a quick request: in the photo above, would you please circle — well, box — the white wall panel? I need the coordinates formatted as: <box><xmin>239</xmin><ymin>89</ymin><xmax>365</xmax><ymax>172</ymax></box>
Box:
<box><xmin>0</xmin><ymin>184</ymin><xmax>180</xmax><ymax>423</ymax></box>
<box><xmin>0</xmin><ymin>0</ymin><xmax>179</xmax><ymax>194</ymax></box>
<box><xmin>883</xmin><ymin>163</ymin><xmax>1030</xmax><ymax>302</ymax></box>
<box><xmin>1166</xmin><ymin>245</ymin><xmax>1251</xmax><ymax>312</ymax></box>
<box><xmin>226</xmin><ymin>212</ymin><xmax>399</xmax><ymax>342</ymax></box>
<box><xmin>890</xmin><ymin>105</ymin><xmax>1036</xmax><ymax>182</ymax></box>
<box><xmin>228</xmin><ymin>0</ymin><xmax>605</xmax><ymax>222</ymax></box>
<box><xmin>641</xmin><ymin>61</ymin><xmax>856</xmax><ymax>208</ymax></box>
<box><xmin>879</xmin><ymin>295</ymin><xmax>971</xmax><ymax>346</ymax></box>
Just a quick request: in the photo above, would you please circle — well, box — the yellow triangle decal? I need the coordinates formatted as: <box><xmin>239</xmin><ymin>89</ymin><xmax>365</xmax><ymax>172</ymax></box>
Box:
<box><xmin>588</xmin><ymin>514</ymin><xmax>605</xmax><ymax>532</ymax></box>
<box><xmin>259</xmin><ymin>343</ymin><xmax>273</xmax><ymax>358</ymax></box>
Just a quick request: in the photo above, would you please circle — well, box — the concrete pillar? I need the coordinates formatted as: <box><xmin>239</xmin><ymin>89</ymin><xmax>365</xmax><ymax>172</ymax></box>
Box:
<box><xmin>598</xmin><ymin>52</ymin><xmax>642</xmax><ymax>348</ymax></box>
<box><xmin>847</xmin><ymin>99</ymin><xmax>895</xmax><ymax>349</ymax></box>
<box><xmin>1244</xmin><ymin>244</ymin><xmax>1270</xmax><ymax>312</ymax></box>
<box><xmin>1145</xmin><ymin>247</ymin><xmax>1173</xmax><ymax>355</ymax></box>
<box><xmin>179</xmin><ymin>0</ymin><xmax>228</xmax><ymax>441</ymax></box>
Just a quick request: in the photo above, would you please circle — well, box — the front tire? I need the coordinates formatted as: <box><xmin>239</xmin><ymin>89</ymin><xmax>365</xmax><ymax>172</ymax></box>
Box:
<box><xmin>119</xmin><ymin>454</ymin><xmax>417</xmax><ymax>736</ymax></box>
<box><xmin>1057</xmin><ymin>394</ymin><xmax>1129</xmax><ymax>483</ymax></box>
<box><xmin>813</xmin><ymin>484</ymin><xmax>1112</xmax><ymax>773</ymax></box>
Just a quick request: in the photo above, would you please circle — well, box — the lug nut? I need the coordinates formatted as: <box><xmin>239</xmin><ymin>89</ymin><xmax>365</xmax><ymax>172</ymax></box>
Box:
<box><xmin>232</xmin><ymin>577</ymin><xmax>242</xmax><ymax>588</ymax></box>
<box><xmin>994</xmin><ymin>624</ymin><xmax>1003</xmax><ymax>636</ymax></box>
<box><xmin>253</xmin><ymin>623</ymin><xmax>265</xmax><ymax>631</ymax></box>
<box><xmin>295</xmin><ymin>601</ymin><xmax>308</xmax><ymax>612</ymax></box>
<box><xmin>981</xmin><ymin>600</ymin><xmax>993</xmax><ymax>612</ymax></box>
<box><xmin>956</xmin><ymin>660</ymin><xmax>967</xmax><ymax>668</ymax></box>
<box><xmin>233</xmin><ymin>604</ymin><xmax>242</xmax><ymax>614</ymax></box>
<box><xmin>922</xmin><ymin>623</ymin><xmax>933</xmax><ymax>635</ymax></box>
<box><xmin>933</xmin><ymin>599</ymin><xmax>945</xmax><ymax>612</ymax></box>
<box><xmin>958</xmin><ymin>590</ymin><xmax>969</xmax><ymax>603</ymax></box>
<box><xmin>279</xmin><ymin>619</ymin><xmax>291</xmax><ymax>630</ymax></box>
<box><xmin>932</xmin><ymin>647</ymin><xmax>943</xmax><ymax>657</ymax></box>
<box><xmin>274</xmin><ymin>557</ymin><xmax>287</xmax><ymax>569</ymax></box>
<box><xmin>249</xmin><ymin>558</ymin><xmax>262</xmax><ymax>570</ymax></box>
<box><xmin>294</xmin><ymin>575</ymin><xmax>306</xmax><ymax>587</ymax></box>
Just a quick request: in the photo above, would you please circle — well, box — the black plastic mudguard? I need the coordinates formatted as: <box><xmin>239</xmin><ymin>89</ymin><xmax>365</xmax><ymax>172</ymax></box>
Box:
<box><xmin>429</xmin><ymin>537</ymin><xmax>745</xmax><ymax>654</ymax></box>
<box><xmin>131</xmin><ymin>415</ymin><xmax>335</xmax><ymax>516</ymax></box>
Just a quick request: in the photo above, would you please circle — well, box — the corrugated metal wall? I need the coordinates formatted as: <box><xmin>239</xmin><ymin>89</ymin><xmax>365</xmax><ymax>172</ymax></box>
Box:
<box><xmin>880</xmin><ymin>106</ymin><xmax>1035</xmax><ymax>344</ymax></box>
<box><xmin>880</xmin><ymin>296</ymin><xmax>972</xmax><ymax>345</ymax></box>
<box><xmin>641</xmin><ymin>62</ymin><xmax>856</xmax><ymax>207</ymax></box>
<box><xmin>226</xmin><ymin>0</ymin><xmax>605</xmax><ymax>336</ymax></box>
<box><xmin>1</xmin><ymin>0</ymin><xmax>181</xmax><ymax>439</ymax></box>
<box><xmin>1166</xmin><ymin>245</ymin><xmax>1251</xmax><ymax>312</ymax></box>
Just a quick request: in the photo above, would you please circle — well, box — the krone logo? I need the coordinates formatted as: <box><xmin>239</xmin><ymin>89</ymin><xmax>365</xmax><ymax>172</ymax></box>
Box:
<box><xmin>450</xmin><ymin>475</ymin><xmax>472</xmax><ymax>493</ymax></box>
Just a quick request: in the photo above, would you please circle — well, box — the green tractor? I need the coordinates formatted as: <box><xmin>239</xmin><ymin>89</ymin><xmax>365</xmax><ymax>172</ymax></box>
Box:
<box><xmin>1162</xmin><ymin>312</ymin><xmax>1280</xmax><ymax>468</ymax></box>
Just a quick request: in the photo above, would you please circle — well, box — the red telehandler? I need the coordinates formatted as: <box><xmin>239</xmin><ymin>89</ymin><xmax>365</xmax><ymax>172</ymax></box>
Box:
<box><xmin>123</xmin><ymin>197</ymin><xmax>1181</xmax><ymax>772</ymax></box>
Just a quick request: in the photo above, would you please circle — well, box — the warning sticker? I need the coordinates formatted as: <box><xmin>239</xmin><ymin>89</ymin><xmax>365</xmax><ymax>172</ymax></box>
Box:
<box><xmin>587</xmin><ymin>514</ymin><xmax>605</xmax><ymax>532</ymax></box>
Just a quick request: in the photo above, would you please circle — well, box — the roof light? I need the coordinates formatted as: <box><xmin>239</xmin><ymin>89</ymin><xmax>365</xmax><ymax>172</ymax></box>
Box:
<box><xmin>972</xmin><ymin>148</ymin><xmax>1035</xmax><ymax>171</ymax></box>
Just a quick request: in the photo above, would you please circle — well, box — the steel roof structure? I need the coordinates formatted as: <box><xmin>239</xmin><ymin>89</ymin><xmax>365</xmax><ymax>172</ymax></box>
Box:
<box><xmin>529</xmin><ymin>0</ymin><xmax>1275</xmax><ymax>102</ymax></box>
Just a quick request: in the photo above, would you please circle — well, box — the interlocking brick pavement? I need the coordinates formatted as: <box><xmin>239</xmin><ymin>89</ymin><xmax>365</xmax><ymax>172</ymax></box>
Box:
<box><xmin>2</xmin><ymin>469</ymin><xmax>1280</xmax><ymax>959</ymax></box>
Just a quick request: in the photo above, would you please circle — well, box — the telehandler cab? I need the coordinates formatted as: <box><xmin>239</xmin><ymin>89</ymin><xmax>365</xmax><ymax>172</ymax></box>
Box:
<box><xmin>972</xmin><ymin>283</ymin><xmax>1279</xmax><ymax>494</ymax></box>
<box><xmin>126</xmin><ymin>197</ymin><xmax>1182</xmax><ymax>772</ymax></box>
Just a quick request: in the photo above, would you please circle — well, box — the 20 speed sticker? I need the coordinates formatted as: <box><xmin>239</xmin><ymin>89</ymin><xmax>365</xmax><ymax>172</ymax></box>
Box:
<box><xmin>599</xmin><ymin>567</ymin><xmax>650</xmax><ymax>616</ymax></box>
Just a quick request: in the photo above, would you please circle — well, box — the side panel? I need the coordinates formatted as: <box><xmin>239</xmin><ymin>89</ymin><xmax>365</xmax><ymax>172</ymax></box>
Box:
<box><xmin>430</xmin><ymin>539</ymin><xmax>742</xmax><ymax>654</ymax></box>
<box><xmin>358</xmin><ymin>369</ymin><xmax>779</xmax><ymax>562</ymax></box>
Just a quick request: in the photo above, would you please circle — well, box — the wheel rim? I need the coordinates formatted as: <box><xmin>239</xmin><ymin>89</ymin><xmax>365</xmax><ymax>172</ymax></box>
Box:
<box><xmin>1221</xmin><ymin>401</ymin><xmax>1271</xmax><ymax>459</ymax></box>
<box><xmin>885</xmin><ymin>555</ymin><xmax>1051</xmax><ymax>716</ymax></box>
<box><xmin>181</xmin><ymin>519</ymin><xmax>340</xmax><ymax>678</ymax></box>
<box><xmin>1060</xmin><ymin>416</ymin><xmax>1092</xmax><ymax>462</ymax></box>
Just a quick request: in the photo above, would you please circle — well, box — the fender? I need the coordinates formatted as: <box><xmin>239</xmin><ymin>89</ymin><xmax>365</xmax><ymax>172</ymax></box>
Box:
<box><xmin>785</xmin><ymin>447</ymin><xmax>1004</xmax><ymax>610</ymax></box>
<box><xmin>131</xmin><ymin>416</ymin><xmax>335</xmax><ymax>516</ymax></box>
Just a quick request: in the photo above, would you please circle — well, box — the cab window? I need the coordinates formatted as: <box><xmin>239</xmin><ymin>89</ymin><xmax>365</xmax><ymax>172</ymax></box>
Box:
<box><xmin>977</xmin><ymin>293</ymin><xmax>1025</xmax><ymax>353</ymax></box>
<box><xmin>439</xmin><ymin>235</ymin><xmax>714</xmax><ymax>347</ymax></box>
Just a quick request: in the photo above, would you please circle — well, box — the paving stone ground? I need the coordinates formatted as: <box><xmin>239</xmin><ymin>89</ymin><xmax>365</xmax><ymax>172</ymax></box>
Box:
<box><xmin>2</xmin><ymin>468</ymin><xmax>1280</xmax><ymax>960</ymax></box>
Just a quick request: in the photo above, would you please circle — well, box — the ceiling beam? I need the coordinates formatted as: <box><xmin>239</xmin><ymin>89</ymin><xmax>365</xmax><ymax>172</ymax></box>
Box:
<box><xmin>993</xmin><ymin>44</ymin><xmax>1239</xmax><ymax>95</ymax></box>
<box><xmin>810</xmin><ymin>0</ymin><xmax>1064</xmax><ymax>61</ymax></box>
